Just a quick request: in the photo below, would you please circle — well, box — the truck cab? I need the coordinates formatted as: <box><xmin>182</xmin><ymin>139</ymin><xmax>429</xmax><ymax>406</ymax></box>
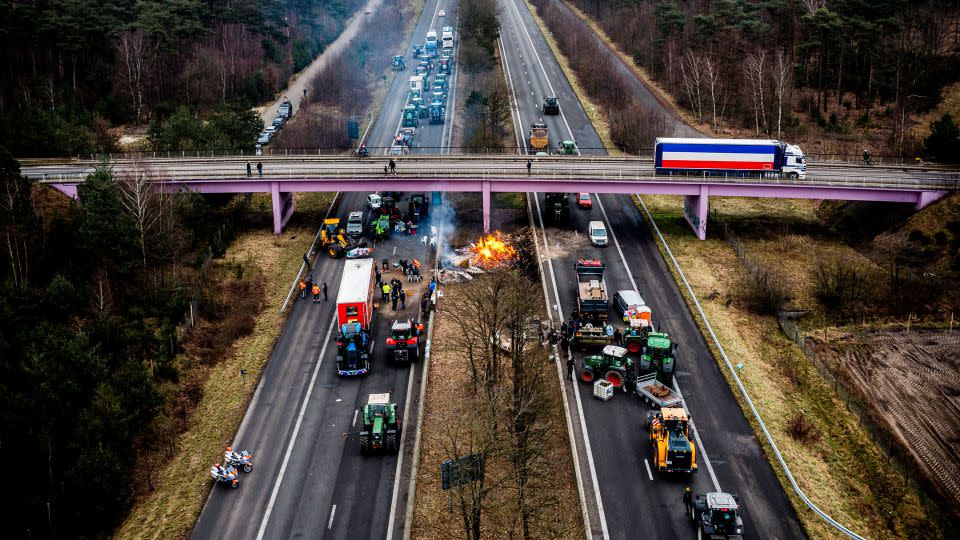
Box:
<box><xmin>783</xmin><ymin>144</ymin><xmax>807</xmax><ymax>180</ymax></box>
<box><xmin>425</xmin><ymin>31</ymin><xmax>438</xmax><ymax>55</ymax></box>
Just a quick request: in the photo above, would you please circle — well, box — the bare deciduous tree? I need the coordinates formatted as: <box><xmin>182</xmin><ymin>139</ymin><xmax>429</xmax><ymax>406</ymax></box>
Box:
<box><xmin>118</xmin><ymin>29</ymin><xmax>158</xmax><ymax>124</ymax></box>
<box><xmin>680</xmin><ymin>50</ymin><xmax>704</xmax><ymax>123</ymax></box>
<box><xmin>773</xmin><ymin>50</ymin><xmax>793</xmax><ymax>139</ymax></box>
<box><xmin>744</xmin><ymin>51</ymin><xmax>768</xmax><ymax>134</ymax></box>
<box><xmin>702</xmin><ymin>55</ymin><xmax>724</xmax><ymax>132</ymax></box>
<box><xmin>117</xmin><ymin>162</ymin><xmax>164</xmax><ymax>270</ymax></box>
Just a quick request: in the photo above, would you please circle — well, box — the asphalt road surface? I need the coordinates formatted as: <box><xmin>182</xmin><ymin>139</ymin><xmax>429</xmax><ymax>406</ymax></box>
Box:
<box><xmin>499</xmin><ymin>0</ymin><xmax>805</xmax><ymax>537</ymax></box>
<box><xmin>191</xmin><ymin>1</ymin><xmax>454</xmax><ymax>539</ymax></box>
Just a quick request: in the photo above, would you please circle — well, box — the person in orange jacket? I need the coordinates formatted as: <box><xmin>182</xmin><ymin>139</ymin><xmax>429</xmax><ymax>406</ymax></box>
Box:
<box><xmin>299</xmin><ymin>278</ymin><xmax>307</xmax><ymax>299</ymax></box>
<box><xmin>312</xmin><ymin>283</ymin><xmax>321</xmax><ymax>303</ymax></box>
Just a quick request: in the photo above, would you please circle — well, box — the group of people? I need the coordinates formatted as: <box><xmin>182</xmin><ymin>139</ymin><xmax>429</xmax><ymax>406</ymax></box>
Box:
<box><xmin>380</xmin><ymin>277</ymin><xmax>408</xmax><ymax>311</ymax></box>
<box><xmin>299</xmin><ymin>274</ymin><xmax>328</xmax><ymax>303</ymax></box>
<box><xmin>245</xmin><ymin>161</ymin><xmax>264</xmax><ymax>177</ymax></box>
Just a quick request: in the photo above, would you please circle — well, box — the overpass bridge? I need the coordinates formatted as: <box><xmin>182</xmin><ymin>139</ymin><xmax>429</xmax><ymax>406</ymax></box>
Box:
<box><xmin>22</xmin><ymin>155</ymin><xmax>957</xmax><ymax>238</ymax></box>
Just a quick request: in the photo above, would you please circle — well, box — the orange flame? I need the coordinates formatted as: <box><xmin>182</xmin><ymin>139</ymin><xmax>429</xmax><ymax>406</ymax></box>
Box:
<box><xmin>469</xmin><ymin>231</ymin><xmax>517</xmax><ymax>268</ymax></box>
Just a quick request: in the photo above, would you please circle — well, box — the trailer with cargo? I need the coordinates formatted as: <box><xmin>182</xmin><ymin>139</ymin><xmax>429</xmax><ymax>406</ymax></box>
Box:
<box><xmin>654</xmin><ymin>137</ymin><xmax>806</xmax><ymax>180</ymax></box>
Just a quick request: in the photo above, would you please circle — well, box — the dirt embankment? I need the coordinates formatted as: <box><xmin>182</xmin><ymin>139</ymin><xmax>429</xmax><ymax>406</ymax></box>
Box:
<box><xmin>807</xmin><ymin>330</ymin><xmax>960</xmax><ymax>511</ymax></box>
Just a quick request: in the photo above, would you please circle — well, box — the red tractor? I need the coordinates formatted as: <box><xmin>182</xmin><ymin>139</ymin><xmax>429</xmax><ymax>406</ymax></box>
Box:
<box><xmin>385</xmin><ymin>319</ymin><xmax>423</xmax><ymax>362</ymax></box>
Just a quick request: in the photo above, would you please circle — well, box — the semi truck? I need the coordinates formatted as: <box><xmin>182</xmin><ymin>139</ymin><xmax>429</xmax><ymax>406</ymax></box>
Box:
<box><xmin>529</xmin><ymin>122</ymin><xmax>548</xmax><ymax>153</ymax></box>
<box><xmin>425</xmin><ymin>30</ymin><xmax>438</xmax><ymax>56</ymax></box>
<box><xmin>336</xmin><ymin>258</ymin><xmax>376</xmax><ymax>329</ymax></box>
<box><xmin>654</xmin><ymin>137</ymin><xmax>806</xmax><ymax>180</ymax></box>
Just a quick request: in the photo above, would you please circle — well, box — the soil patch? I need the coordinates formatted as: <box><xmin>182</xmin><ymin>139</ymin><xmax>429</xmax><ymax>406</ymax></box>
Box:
<box><xmin>806</xmin><ymin>330</ymin><xmax>960</xmax><ymax>511</ymax></box>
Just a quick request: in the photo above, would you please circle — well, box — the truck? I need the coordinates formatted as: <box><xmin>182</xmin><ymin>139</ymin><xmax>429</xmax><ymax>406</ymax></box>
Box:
<box><xmin>654</xmin><ymin>137</ymin><xmax>806</xmax><ymax>180</ymax></box>
<box><xmin>645</xmin><ymin>407</ymin><xmax>698</xmax><ymax>474</ymax></box>
<box><xmin>692</xmin><ymin>492</ymin><xmax>744</xmax><ymax>539</ymax></box>
<box><xmin>575</xmin><ymin>259</ymin><xmax>608</xmax><ymax>321</ymax></box>
<box><xmin>441</xmin><ymin>26</ymin><xmax>454</xmax><ymax>43</ymax></box>
<box><xmin>425</xmin><ymin>30</ymin><xmax>438</xmax><ymax>56</ymax></box>
<box><xmin>529</xmin><ymin>122</ymin><xmax>548</xmax><ymax>152</ymax></box>
<box><xmin>385</xmin><ymin>319</ymin><xmax>422</xmax><ymax>362</ymax></box>
<box><xmin>336</xmin><ymin>258</ymin><xmax>376</xmax><ymax>329</ymax></box>
<box><xmin>360</xmin><ymin>393</ymin><xmax>402</xmax><ymax>455</ymax></box>
<box><xmin>543</xmin><ymin>192</ymin><xmax>569</xmax><ymax>225</ymax></box>
<box><xmin>409</xmin><ymin>75</ymin><xmax>424</xmax><ymax>95</ymax></box>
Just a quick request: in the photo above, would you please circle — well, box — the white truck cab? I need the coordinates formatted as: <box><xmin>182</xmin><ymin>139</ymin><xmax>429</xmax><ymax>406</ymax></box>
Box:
<box><xmin>783</xmin><ymin>144</ymin><xmax>806</xmax><ymax>180</ymax></box>
<box><xmin>409</xmin><ymin>75</ymin><xmax>424</xmax><ymax>93</ymax></box>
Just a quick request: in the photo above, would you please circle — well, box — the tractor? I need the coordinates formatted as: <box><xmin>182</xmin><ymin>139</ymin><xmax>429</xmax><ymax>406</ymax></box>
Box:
<box><xmin>360</xmin><ymin>393</ymin><xmax>402</xmax><ymax>455</ymax></box>
<box><xmin>392</xmin><ymin>55</ymin><xmax>406</xmax><ymax>70</ymax></box>
<box><xmin>543</xmin><ymin>96</ymin><xmax>559</xmax><ymax>115</ymax></box>
<box><xmin>692</xmin><ymin>492</ymin><xmax>744</xmax><ymax>539</ymax></box>
<box><xmin>412</xmin><ymin>44</ymin><xmax>423</xmax><ymax>57</ymax></box>
<box><xmin>402</xmin><ymin>105</ymin><xmax>419</xmax><ymax>127</ymax></box>
<box><xmin>429</xmin><ymin>100</ymin><xmax>445</xmax><ymax>124</ymax></box>
<box><xmin>557</xmin><ymin>140</ymin><xmax>577</xmax><ymax>155</ymax></box>
<box><xmin>369</xmin><ymin>213</ymin><xmax>391</xmax><ymax>241</ymax></box>
<box><xmin>336</xmin><ymin>322</ymin><xmax>371</xmax><ymax>376</ymax></box>
<box><xmin>579</xmin><ymin>345</ymin><xmax>633</xmax><ymax>389</ymax></box>
<box><xmin>408</xmin><ymin>193</ymin><xmax>430</xmax><ymax>220</ymax></box>
<box><xmin>385</xmin><ymin>319</ymin><xmax>422</xmax><ymax>362</ymax></box>
<box><xmin>639</xmin><ymin>332</ymin><xmax>678</xmax><ymax>387</ymax></box>
<box><xmin>319</xmin><ymin>219</ymin><xmax>366</xmax><ymax>258</ymax></box>
<box><xmin>645</xmin><ymin>407</ymin><xmax>697</xmax><ymax>474</ymax></box>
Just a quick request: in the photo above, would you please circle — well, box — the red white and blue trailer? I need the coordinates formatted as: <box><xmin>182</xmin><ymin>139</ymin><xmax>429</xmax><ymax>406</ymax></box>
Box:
<box><xmin>654</xmin><ymin>138</ymin><xmax>806</xmax><ymax>180</ymax></box>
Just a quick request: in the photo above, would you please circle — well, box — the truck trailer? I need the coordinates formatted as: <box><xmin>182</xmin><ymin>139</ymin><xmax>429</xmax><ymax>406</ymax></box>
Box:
<box><xmin>654</xmin><ymin>138</ymin><xmax>806</xmax><ymax>180</ymax></box>
<box><xmin>336</xmin><ymin>258</ymin><xmax>376</xmax><ymax>329</ymax></box>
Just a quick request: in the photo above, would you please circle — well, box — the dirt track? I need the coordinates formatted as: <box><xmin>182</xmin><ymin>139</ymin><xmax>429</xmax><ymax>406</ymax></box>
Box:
<box><xmin>808</xmin><ymin>330</ymin><xmax>960</xmax><ymax>510</ymax></box>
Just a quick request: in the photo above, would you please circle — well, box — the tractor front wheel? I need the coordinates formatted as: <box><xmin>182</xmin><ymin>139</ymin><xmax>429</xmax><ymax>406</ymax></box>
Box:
<box><xmin>579</xmin><ymin>366</ymin><xmax>595</xmax><ymax>383</ymax></box>
<box><xmin>605</xmin><ymin>370</ymin><xmax>625</xmax><ymax>388</ymax></box>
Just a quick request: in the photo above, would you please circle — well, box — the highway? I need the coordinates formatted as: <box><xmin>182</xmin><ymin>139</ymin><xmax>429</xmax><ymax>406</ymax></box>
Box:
<box><xmin>498</xmin><ymin>0</ymin><xmax>805</xmax><ymax>537</ymax></box>
<box><xmin>190</xmin><ymin>0</ymin><xmax>454</xmax><ymax>539</ymax></box>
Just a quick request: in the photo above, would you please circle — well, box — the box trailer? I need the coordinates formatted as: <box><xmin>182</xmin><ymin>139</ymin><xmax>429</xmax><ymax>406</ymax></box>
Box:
<box><xmin>336</xmin><ymin>258</ymin><xmax>376</xmax><ymax>329</ymax></box>
<box><xmin>654</xmin><ymin>137</ymin><xmax>806</xmax><ymax>179</ymax></box>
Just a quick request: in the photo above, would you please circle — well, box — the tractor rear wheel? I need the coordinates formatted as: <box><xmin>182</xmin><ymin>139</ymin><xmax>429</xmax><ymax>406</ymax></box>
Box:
<box><xmin>579</xmin><ymin>366</ymin><xmax>595</xmax><ymax>383</ymax></box>
<box><xmin>360</xmin><ymin>431</ymin><xmax>370</xmax><ymax>455</ymax></box>
<box><xmin>626</xmin><ymin>341</ymin><xmax>642</xmax><ymax>353</ymax></box>
<box><xmin>605</xmin><ymin>370</ymin><xmax>625</xmax><ymax>388</ymax></box>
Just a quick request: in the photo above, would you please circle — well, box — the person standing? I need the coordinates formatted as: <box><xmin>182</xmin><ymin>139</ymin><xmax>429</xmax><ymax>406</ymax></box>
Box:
<box><xmin>614</xmin><ymin>327</ymin><xmax>623</xmax><ymax>347</ymax></box>
<box><xmin>299</xmin><ymin>278</ymin><xmax>307</xmax><ymax>299</ymax></box>
<box><xmin>303</xmin><ymin>252</ymin><xmax>312</xmax><ymax>271</ymax></box>
<box><xmin>306</xmin><ymin>275</ymin><xmax>314</xmax><ymax>297</ymax></box>
<box><xmin>566</xmin><ymin>355</ymin><xmax>575</xmax><ymax>381</ymax></box>
<box><xmin>400</xmin><ymin>290</ymin><xmax>406</xmax><ymax>310</ymax></box>
<box><xmin>683</xmin><ymin>486</ymin><xmax>693</xmax><ymax>516</ymax></box>
<box><xmin>526</xmin><ymin>159</ymin><xmax>532</xmax><ymax>176</ymax></box>
<box><xmin>389</xmin><ymin>159</ymin><xmax>396</xmax><ymax>174</ymax></box>
<box><xmin>257</xmin><ymin>161</ymin><xmax>263</xmax><ymax>177</ymax></box>
<box><xmin>246</xmin><ymin>161</ymin><xmax>252</xmax><ymax>177</ymax></box>
<box><xmin>322</xmin><ymin>282</ymin><xmax>328</xmax><ymax>301</ymax></box>
<box><xmin>560</xmin><ymin>334</ymin><xmax>570</xmax><ymax>360</ymax></box>
<box><xmin>375</xmin><ymin>267</ymin><xmax>382</xmax><ymax>287</ymax></box>
<box><xmin>391</xmin><ymin>289</ymin><xmax>399</xmax><ymax>310</ymax></box>
<box><xmin>382</xmin><ymin>282</ymin><xmax>391</xmax><ymax>302</ymax></box>
<box><xmin>312</xmin><ymin>283</ymin><xmax>320</xmax><ymax>303</ymax></box>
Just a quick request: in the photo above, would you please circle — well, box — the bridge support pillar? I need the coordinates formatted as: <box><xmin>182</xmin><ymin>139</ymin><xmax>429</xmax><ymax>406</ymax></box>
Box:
<box><xmin>482</xmin><ymin>180</ymin><xmax>491</xmax><ymax>232</ymax></box>
<box><xmin>270</xmin><ymin>182</ymin><xmax>296</xmax><ymax>235</ymax></box>
<box><xmin>683</xmin><ymin>185</ymin><xmax>709</xmax><ymax>240</ymax></box>
<box><xmin>915</xmin><ymin>190</ymin><xmax>947</xmax><ymax>210</ymax></box>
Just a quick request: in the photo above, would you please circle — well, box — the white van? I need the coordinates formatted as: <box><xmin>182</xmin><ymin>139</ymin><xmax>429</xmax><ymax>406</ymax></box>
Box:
<box><xmin>588</xmin><ymin>220</ymin><xmax>608</xmax><ymax>246</ymax></box>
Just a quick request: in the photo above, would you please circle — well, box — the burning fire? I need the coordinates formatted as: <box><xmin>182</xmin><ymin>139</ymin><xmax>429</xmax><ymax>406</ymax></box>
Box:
<box><xmin>470</xmin><ymin>231</ymin><xmax>517</xmax><ymax>268</ymax></box>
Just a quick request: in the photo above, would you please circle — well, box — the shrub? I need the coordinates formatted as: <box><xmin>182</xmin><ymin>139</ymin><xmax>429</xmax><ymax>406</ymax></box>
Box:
<box><xmin>738</xmin><ymin>267</ymin><xmax>789</xmax><ymax>314</ymax></box>
<box><xmin>786</xmin><ymin>411</ymin><xmax>820</xmax><ymax>444</ymax></box>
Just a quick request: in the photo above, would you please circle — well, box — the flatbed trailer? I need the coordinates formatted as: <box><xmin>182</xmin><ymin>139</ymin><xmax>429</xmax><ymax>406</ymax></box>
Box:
<box><xmin>634</xmin><ymin>373</ymin><xmax>682</xmax><ymax>408</ymax></box>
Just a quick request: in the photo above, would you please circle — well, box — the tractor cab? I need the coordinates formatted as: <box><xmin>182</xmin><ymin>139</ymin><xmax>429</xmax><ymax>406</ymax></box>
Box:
<box><xmin>402</xmin><ymin>105</ymin><xmax>419</xmax><ymax>127</ymax></box>
<box><xmin>336</xmin><ymin>322</ymin><xmax>370</xmax><ymax>376</ymax></box>
<box><xmin>434</xmin><ymin>73</ymin><xmax>448</xmax><ymax>89</ymax></box>
<box><xmin>558</xmin><ymin>140</ymin><xmax>577</xmax><ymax>155</ymax></box>
<box><xmin>415</xmin><ymin>65</ymin><xmax>427</xmax><ymax>77</ymax></box>
<box><xmin>412</xmin><ymin>44</ymin><xmax>423</xmax><ymax>57</ymax></box>
<box><xmin>640</xmin><ymin>333</ymin><xmax>677</xmax><ymax>386</ymax></box>
<box><xmin>392</xmin><ymin>55</ymin><xmax>406</xmax><ymax>70</ymax></box>
<box><xmin>693</xmin><ymin>492</ymin><xmax>743</xmax><ymax>538</ymax></box>
<box><xmin>321</xmin><ymin>218</ymin><xmax>341</xmax><ymax>242</ymax></box>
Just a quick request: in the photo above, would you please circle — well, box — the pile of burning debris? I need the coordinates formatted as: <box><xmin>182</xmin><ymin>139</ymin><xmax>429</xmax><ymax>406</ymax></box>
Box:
<box><xmin>439</xmin><ymin>231</ymin><xmax>519</xmax><ymax>283</ymax></box>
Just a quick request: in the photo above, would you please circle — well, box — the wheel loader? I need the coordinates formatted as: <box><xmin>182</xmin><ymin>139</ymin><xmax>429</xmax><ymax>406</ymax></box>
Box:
<box><xmin>645</xmin><ymin>407</ymin><xmax>697</xmax><ymax>474</ymax></box>
<box><xmin>319</xmin><ymin>217</ymin><xmax>367</xmax><ymax>258</ymax></box>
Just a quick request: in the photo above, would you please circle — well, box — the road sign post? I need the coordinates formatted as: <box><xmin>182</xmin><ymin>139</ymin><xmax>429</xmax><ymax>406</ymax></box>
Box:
<box><xmin>441</xmin><ymin>453</ymin><xmax>484</xmax><ymax>491</ymax></box>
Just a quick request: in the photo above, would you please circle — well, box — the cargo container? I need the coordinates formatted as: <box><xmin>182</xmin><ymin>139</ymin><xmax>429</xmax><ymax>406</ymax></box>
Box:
<box><xmin>654</xmin><ymin>138</ymin><xmax>806</xmax><ymax>180</ymax></box>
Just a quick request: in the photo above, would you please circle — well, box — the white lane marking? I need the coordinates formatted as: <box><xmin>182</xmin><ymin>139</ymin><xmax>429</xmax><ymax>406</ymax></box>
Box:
<box><xmin>352</xmin><ymin>408</ymin><xmax>359</xmax><ymax>428</ymax></box>
<box><xmin>505</xmin><ymin>0</ymin><xmax>580</xmax><ymax>154</ymax></box>
<box><xmin>598</xmin><ymin>192</ymin><xmax>722</xmax><ymax>491</ymax></box>
<box><xmin>328</xmin><ymin>504</ymin><xmax>337</xmax><ymax>530</ymax></box>
<box><xmin>532</xmin><ymin>193</ymin><xmax>609</xmax><ymax>540</ymax></box>
<box><xmin>643</xmin><ymin>459</ymin><xmax>654</xmax><ymax>481</ymax></box>
<box><xmin>498</xmin><ymin>34</ymin><xmax>526</xmax><ymax>153</ymax></box>
<box><xmin>255</xmin><ymin>315</ymin><xmax>338</xmax><ymax>540</ymax></box>
<box><xmin>441</xmin><ymin>14</ymin><xmax>461</xmax><ymax>154</ymax></box>
<box><xmin>393</xmin><ymin>245</ymin><xmax>397</xmax><ymax>255</ymax></box>
<box><xmin>385</xmin><ymin>354</ymin><xmax>419</xmax><ymax>540</ymax></box>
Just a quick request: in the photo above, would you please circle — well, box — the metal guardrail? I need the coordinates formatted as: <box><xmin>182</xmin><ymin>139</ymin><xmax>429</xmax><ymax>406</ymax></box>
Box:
<box><xmin>29</xmin><ymin>166</ymin><xmax>960</xmax><ymax>191</ymax></box>
<box><xmin>636</xmin><ymin>196</ymin><xmax>864</xmax><ymax>539</ymax></box>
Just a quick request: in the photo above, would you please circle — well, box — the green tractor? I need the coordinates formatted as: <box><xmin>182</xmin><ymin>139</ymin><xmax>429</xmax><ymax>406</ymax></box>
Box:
<box><xmin>638</xmin><ymin>332</ymin><xmax>678</xmax><ymax>387</ymax></box>
<box><xmin>429</xmin><ymin>100</ymin><xmax>445</xmax><ymax>124</ymax></box>
<box><xmin>579</xmin><ymin>345</ymin><xmax>633</xmax><ymax>389</ymax></box>
<box><xmin>360</xmin><ymin>393</ymin><xmax>402</xmax><ymax>455</ymax></box>
<box><xmin>392</xmin><ymin>55</ymin><xmax>406</xmax><ymax>70</ymax></box>
<box><xmin>557</xmin><ymin>140</ymin><xmax>577</xmax><ymax>155</ymax></box>
<box><xmin>402</xmin><ymin>105</ymin><xmax>419</xmax><ymax>127</ymax></box>
<box><xmin>543</xmin><ymin>96</ymin><xmax>559</xmax><ymax>115</ymax></box>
